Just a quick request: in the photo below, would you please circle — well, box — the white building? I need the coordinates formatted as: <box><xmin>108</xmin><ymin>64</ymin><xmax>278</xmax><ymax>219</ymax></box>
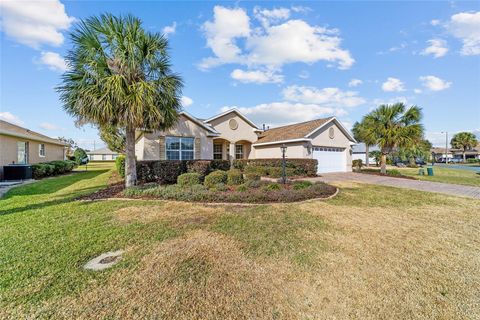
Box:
<box><xmin>87</xmin><ymin>148</ymin><xmax>120</xmax><ymax>161</ymax></box>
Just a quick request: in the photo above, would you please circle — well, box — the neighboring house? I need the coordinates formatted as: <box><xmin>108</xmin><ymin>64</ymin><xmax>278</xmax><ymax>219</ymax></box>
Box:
<box><xmin>135</xmin><ymin>109</ymin><xmax>356</xmax><ymax>174</ymax></box>
<box><xmin>352</xmin><ymin>143</ymin><xmax>380</xmax><ymax>164</ymax></box>
<box><xmin>0</xmin><ymin>120</ymin><xmax>66</xmax><ymax>179</ymax></box>
<box><xmin>431</xmin><ymin>143</ymin><xmax>480</xmax><ymax>162</ymax></box>
<box><xmin>87</xmin><ymin>148</ymin><xmax>120</xmax><ymax>161</ymax></box>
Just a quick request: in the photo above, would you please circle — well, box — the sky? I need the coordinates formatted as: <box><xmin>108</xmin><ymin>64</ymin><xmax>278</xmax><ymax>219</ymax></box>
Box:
<box><xmin>1</xmin><ymin>0</ymin><xmax>479</xmax><ymax>150</ymax></box>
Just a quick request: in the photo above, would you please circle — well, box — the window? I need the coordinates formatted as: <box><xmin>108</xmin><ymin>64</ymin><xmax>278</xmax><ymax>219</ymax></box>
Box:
<box><xmin>17</xmin><ymin>142</ymin><xmax>28</xmax><ymax>164</ymax></box>
<box><xmin>213</xmin><ymin>144</ymin><xmax>223</xmax><ymax>160</ymax></box>
<box><xmin>235</xmin><ymin>144</ymin><xmax>244</xmax><ymax>160</ymax></box>
<box><xmin>112</xmin><ymin>154</ymin><xmax>118</xmax><ymax>160</ymax></box>
<box><xmin>39</xmin><ymin>144</ymin><xmax>45</xmax><ymax>157</ymax></box>
<box><xmin>166</xmin><ymin>137</ymin><xmax>194</xmax><ymax>160</ymax></box>
<box><xmin>102</xmin><ymin>154</ymin><xmax>107</xmax><ymax>160</ymax></box>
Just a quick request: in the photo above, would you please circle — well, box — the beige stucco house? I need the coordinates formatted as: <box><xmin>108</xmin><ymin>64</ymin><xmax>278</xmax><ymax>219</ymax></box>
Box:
<box><xmin>135</xmin><ymin>109</ymin><xmax>356</xmax><ymax>174</ymax></box>
<box><xmin>0</xmin><ymin>120</ymin><xmax>66</xmax><ymax>179</ymax></box>
<box><xmin>87</xmin><ymin>147</ymin><xmax>120</xmax><ymax>161</ymax></box>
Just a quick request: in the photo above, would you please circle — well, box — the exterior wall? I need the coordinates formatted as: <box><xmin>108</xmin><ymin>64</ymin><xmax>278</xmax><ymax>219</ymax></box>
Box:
<box><xmin>0</xmin><ymin>134</ymin><xmax>65</xmax><ymax>179</ymax></box>
<box><xmin>309</xmin><ymin>121</ymin><xmax>353</xmax><ymax>171</ymax></box>
<box><xmin>253</xmin><ymin>142</ymin><xmax>309</xmax><ymax>159</ymax></box>
<box><xmin>136</xmin><ymin>115</ymin><xmax>214</xmax><ymax>160</ymax></box>
<box><xmin>88</xmin><ymin>154</ymin><xmax>118</xmax><ymax>161</ymax></box>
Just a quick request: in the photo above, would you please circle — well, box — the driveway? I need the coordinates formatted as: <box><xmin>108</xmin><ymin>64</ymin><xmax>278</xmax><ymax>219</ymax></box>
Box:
<box><xmin>310</xmin><ymin>172</ymin><xmax>480</xmax><ymax>199</ymax></box>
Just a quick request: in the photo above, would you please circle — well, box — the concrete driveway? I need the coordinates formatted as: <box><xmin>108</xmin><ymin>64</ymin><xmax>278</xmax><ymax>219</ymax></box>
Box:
<box><xmin>310</xmin><ymin>172</ymin><xmax>480</xmax><ymax>199</ymax></box>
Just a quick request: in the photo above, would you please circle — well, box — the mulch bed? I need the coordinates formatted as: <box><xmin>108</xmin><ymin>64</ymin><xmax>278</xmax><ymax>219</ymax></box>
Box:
<box><xmin>77</xmin><ymin>182</ymin><xmax>125</xmax><ymax>201</ymax></box>
<box><xmin>358</xmin><ymin>171</ymin><xmax>417</xmax><ymax>180</ymax></box>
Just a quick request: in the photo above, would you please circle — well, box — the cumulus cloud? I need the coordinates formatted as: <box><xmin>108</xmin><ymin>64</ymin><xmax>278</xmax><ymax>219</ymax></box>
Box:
<box><xmin>421</xmin><ymin>39</ymin><xmax>448</xmax><ymax>58</ymax></box>
<box><xmin>40</xmin><ymin>122</ymin><xmax>61</xmax><ymax>130</ymax></box>
<box><xmin>372</xmin><ymin>96</ymin><xmax>409</xmax><ymax>106</ymax></box>
<box><xmin>0</xmin><ymin>111</ymin><xmax>24</xmax><ymax>126</ymax></box>
<box><xmin>181</xmin><ymin>96</ymin><xmax>193</xmax><ymax>107</ymax></box>
<box><xmin>348</xmin><ymin>79</ymin><xmax>363</xmax><ymax>87</ymax></box>
<box><xmin>200</xmin><ymin>6</ymin><xmax>354</xmax><ymax>71</ymax></box>
<box><xmin>0</xmin><ymin>0</ymin><xmax>74</xmax><ymax>48</ymax></box>
<box><xmin>447</xmin><ymin>11</ymin><xmax>480</xmax><ymax>55</ymax></box>
<box><xmin>381</xmin><ymin>77</ymin><xmax>405</xmax><ymax>92</ymax></box>
<box><xmin>414</xmin><ymin>88</ymin><xmax>422</xmax><ymax>94</ymax></box>
<box><xmin>231</xmin><ymin>68</ymin><xmax>283</xmax><ymax>84</ymax></box>
<box><xmin>430</xmin><ymin>19</ymin><xmax>441</xmax><ymax>26</ymax></box>
<box><xmin>282</xmin><ymin>85</ymin><xmax>365</xmax><ymax>108</ymax></box>
<box><xmin>221</xmin><ymin>102</ymin><xmax>346</xmax><ymax>126</ymax></box>
<box><xmin>162</xmin><ymin>22</ymin><xmax>176</xmax><ymax>37</ymax></box>
<box><xmin>419</xmin><ymin>75</ymin><xmax>452</xmax><ymax>91</ymax></box>
<box><xmin>38</xmin><ymin>51</ymin><xmax>67</xmax><ymax>72</ymax></box>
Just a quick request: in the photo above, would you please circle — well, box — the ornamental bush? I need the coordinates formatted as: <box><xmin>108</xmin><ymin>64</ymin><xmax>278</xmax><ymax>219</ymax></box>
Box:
<box><xmin>177</xmin><ymin>172</ymin><xmax>201</xmax><ymax>187</ymax></box>
<box><xmin>263</xmin><ymin>182</ymin><xmax>281</xmax><ymax>191</ymax></box>
<box><xmin>227</xmin><ymin>169</ymin><xmax>244</xmax><ymax>185</ymax></box>
<box><xmin>293</xmin><ymin>180</ymin><xmax>313</xmax><ymax>190</ymax></box>
<box><xmin>234</xmin><ymin>158</ymin><xmax>317</xmax><ymax>177</ymax></box>
<box><xmin>115</xmin><ymin>155</ymin><xmax>126</xmax><ymax>178</ymax></box>
<box><xmin>31</xmin><ymin>160</ymin><xmax>77</xmax><ymax>179</ymax></box>
<box><xmin>204</xmin><ymin>170</ymin><xmax>228</xmax><ymax>189</ymax></box>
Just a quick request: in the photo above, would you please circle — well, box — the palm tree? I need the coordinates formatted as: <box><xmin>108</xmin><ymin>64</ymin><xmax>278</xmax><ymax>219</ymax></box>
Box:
<box><xmin>352</xmin><ymin>119</ymin><xmax>376</xmax><ymax>167</ymax></box>
<box><xmin>451</xmin><ymin>132</ymin><xmax>478</xmax><ymax>163</ymax></box>
<box><xmin>57</xmin><ymin>14</ymin><xmax>183</xmax><ymax>187</ymax></box>
<box><xmin>364</xmin><ymin>103</ymin><xmax>424</xmax><ymax>174</ymax></box>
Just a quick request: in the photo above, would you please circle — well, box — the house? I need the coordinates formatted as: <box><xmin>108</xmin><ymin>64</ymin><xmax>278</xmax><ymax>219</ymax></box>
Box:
<box><xmin>135</xmin><ymin>109</ymin><xmax>356</xmax><ymax>174</ymax></box>
<box><xmin>0</xmin><ymin>120</ymin><xmax>66</xmax><ymax>179</ymax></box>
<box><xmin>352</xmin><ymin>143</ymin><xmax>380</xmax><ymax>165</ymax></box>
<box><xmin>87</xmin><ymin>147</ymin><xmax>120</xmax><ymax>161</ymax></box>
<box><xmin>431</xmin><ymin>143</ymin><xmax>480</xmax><ymax>162</ymax></box>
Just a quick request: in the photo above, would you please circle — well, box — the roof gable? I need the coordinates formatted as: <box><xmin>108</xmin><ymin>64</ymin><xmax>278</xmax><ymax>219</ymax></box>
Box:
<box><xmin>205</xmin><ymin>108</ymin><xmax>259</xmax><ymax>130</ymax></box>
<box><xmin>0</xmin><ymin>120</ymin><xmax>66</xmax><ymax>146</ymax></box>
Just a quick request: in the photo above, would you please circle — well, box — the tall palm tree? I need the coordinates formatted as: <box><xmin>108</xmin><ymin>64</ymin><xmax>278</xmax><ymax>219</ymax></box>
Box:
<box><xmin>352</xmin><ymin>119</ymin><xmax>376</xmax><ymax>167</ymax></box>
<box><xmin>364</xmin><ymin>103</ymin><xmax>424</xmax><ymax>174</ymax></box>
<box><xmin>451</xmin><ymin>132</ymin><xmax>478</xmax><ymax>163</ymax></box>
<box><xmin>57</xmin><ymin>14</ymin><xmax>183</xmax><ymax>187</ymax></box>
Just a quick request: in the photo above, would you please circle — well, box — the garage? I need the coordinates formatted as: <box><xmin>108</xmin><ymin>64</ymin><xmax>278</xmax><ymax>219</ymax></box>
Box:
<box><xmin>312</xmin><ymin>147</ymin><xmax>347</xmax><ymax>174</ymax></box>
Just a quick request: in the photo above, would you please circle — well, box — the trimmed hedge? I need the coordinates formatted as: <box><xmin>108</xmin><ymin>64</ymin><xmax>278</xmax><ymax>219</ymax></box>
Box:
<box><xmin>227</xmin><ymin>169</ymin><xmax>244</xmax><ymax>185</ymax></box>
<box><xmin>177</xmin><ymin>173</ymin><xmax>201</xmax><ymax>187</ymax></box>
<box><xmin>204</xmin><ymin>170</ymin><xmax>228</xmax><ymax>189</ymax></box>
<box><xmin>31</xmin><ymin>160</ymin><xmax>77</xmax><ymax>179</ymax></box>
<box><xmin>115</xmin><ymin>155</ymin><xmax>126</xmax><ymax>178</ymax></box>
<box><xmin>233</xmin><ymin>158</ymin><xmax>317</xmax><ymax>177</ymax></box>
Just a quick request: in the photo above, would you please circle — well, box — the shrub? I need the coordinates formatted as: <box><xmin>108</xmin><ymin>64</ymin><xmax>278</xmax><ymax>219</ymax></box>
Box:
<box><xmin>233</xmin><ymin>158</ymin><xmax>317</xmax><ymax>177</ymax></box>
<box><xmin>204</xmin><ymin>170</ymin><xmax>228</xmax><ymax>189</ymax></box>
<box><xmin>227</xmin><ymin>169</ymin><xmax>244</xmax><ymax>185</ymax></box>
<box><xmin>31</xmin><ymin>160</ymin><xmax>76</xmax><ymax>179</ymax></box>
<box><xmin>186</xmin><ymin>160</ymin><xmax>211</xmax><ymax>180</ymax></box>
<box><xmin>115</xmin><ymin>155</ymin><xmax>126</xmax><ymax>178</ymax></box>
<box><xmin>236</xmin><ymin>184</ymin><xmax>248</xmax><ymax>192</ymax></box>
<box><xmin>49</xmin><ymin>160</ymin><xmax>68</xmax><ymax>174</ymax></box>
<box><xmin>212</xmin><ymin>183</ymin><xmax>228</xmax><ymax>192</ymax></box>
<box><xmin>352</xmin><ymin>159</ymin><xmax>363</xmax><ymax>171</ymax></box>
<box><xmin>293</xmin><ymin>180</ymin><xmax>313</xmax><ymax>190</ymax></box>
<box><xmin>263</xmin><ymin>182</ymin><xmax>281</xmax><ymax>191</ymax></box>
<box><xmin>244</xmin><ymin>172</ymin><xmax>260</xmax><ymax>181</ymax></box>
<box><xmin>467</xmin><ymin>158</ymin><xmax>480</xmax><ymax>163</ymax></box>
<box><xmin>74</xmin><ymin>148</ymin><xmax>88</xmax><ymax>164</ymax></box>
<box><xmin>245</xmin><ymin>179</ymin><xmax>262</xmax><ymax>188</ymax></box>
<box><xmin>43</xmin><ymin>164</ymin><xmax>55</xmax><ymax>176</ymax></box>
<box><xmin>32</xmin><ymin>164</ymin><xmax>47</xmax><ymax>179</ymax></box>
<box><xmin>177</xmin><ymin>172</ymin><xmax>201</xmax><ymax>187</ymax></box>
<box><xmin>210</xmin><ymin>160</ymin><xmax>231</xmax><ymax>171</ymax></box>
<box><xmin>387</xmin><ymin>169</ymin><xmax>402</xmax><ymax>176</ymax></box>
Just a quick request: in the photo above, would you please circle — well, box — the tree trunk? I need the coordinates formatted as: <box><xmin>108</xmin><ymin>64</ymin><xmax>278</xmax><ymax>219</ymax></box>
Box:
<box><xmin>380</xmin><ymin>153</ymin><xmax>387</xmax><ymax>174</ymax></box>
<box><xmin>409</xmin><ymin>156</ymin><xmax>416</xmax><ymax>167</ymax></box>
<box><xmin>365</xmin><ymin>144</ymin><xmax>370</xmax><ymax>167</ymax></box>
<box><xmin>125</xmin><ymin>125</ymin><xmax>137</xmax><ymax>187</ymax></box>
<box><xmin>463</xmin><ymin>150</ymin><xmax>466</xmax><ymax>163</ymax></box>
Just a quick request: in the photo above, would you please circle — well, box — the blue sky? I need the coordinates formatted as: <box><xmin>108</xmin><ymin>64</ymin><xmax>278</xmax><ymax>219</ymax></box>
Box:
<box><xmin>1</xmin><ymin>1</ymin><xmax>479</xmax><ymax>149</ymax></box>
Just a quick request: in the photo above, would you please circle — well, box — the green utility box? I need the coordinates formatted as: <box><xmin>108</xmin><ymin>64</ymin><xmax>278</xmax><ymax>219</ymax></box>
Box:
<box><xmin>418</xmin><ymin>168</ymin><xmax>425</xmax><ymax>176</ymax></box>
<box><xmin>427</xmin><ymin>167</ymin><xmax>434</xmax><ymax>176</ymax></box>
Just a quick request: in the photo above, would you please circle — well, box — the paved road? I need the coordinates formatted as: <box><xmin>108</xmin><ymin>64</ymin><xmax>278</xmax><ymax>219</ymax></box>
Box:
<box><xmin>308</xmin><ymin>172</ymin><xmax>480</xmax><ymax>199</ymax></box>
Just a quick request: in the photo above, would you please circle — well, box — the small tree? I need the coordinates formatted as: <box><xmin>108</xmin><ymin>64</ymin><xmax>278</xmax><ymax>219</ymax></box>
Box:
<box><xmin>364</xmin><ymin>103</ymin><xmax>424</xmax><ymax>174</ymax></box>
<box><xmin>99</xmin><ymin>125</ymin><xmax>125</xmax><ymax>153</ymax></box>
<box><xmin>58</xmin><ymin>137</ymin><xmax>77</xmax><ymax>157</ymax></box>
<box><xmin>451</xmin><ymin>132</ymin><xmax>478</xmax><ymax>163</ymax></box>
<box><xmin>369</xmin><ymin>150</ymin><xmax>381</xmax><ymax>166</ymax></box>
<box><xmin>74</xmin><ymin>148</ymin><xmax>88</xmax><ymax>164</ymax></box>
<box><xmin>352</xmin><ymin>118</ymin><xmax>377</xmax><ymax>167</ymax></box>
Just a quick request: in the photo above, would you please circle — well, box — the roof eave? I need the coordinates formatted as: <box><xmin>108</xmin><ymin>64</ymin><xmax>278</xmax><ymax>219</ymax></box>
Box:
<box><xmin>252</xmin><ymin>138</ymin><xmax>312</xmax><ymax>147</ymax></box>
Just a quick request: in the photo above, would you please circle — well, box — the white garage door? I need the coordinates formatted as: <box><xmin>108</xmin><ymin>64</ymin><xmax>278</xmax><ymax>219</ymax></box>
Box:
<box><xmin>312</xmin><ymin>147</ymin><xmax>347</xmax><ymax>174</ymax></box>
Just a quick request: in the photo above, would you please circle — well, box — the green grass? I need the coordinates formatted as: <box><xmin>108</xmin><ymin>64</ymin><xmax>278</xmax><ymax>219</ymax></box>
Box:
<box><xmin>396</xmin><ymin>166</ymin><xmax>480</xmax><ymax>186</ymax></box>
<box><xmin>1</xmin><ymin>162</ymin><xmax>478</xmax><ymax>319</ymax></box>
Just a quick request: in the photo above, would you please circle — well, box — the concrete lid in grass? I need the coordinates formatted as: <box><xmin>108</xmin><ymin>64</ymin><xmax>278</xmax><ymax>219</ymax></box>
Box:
<box><xmin>84</xmin><ymin>250</ymin><xmax>124</xmax><ymax>271</ymax></box>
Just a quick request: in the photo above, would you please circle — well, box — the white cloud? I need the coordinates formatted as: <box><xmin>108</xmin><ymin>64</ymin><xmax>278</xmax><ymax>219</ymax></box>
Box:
<box><xmin>430</xmin><ymin>19</ymin><xmax>441</xmax><ymax>26</ymax></box>
<box><xmin>162</xmin><ymin>22</ymin><xmax>176</xmax><ymax>37</ymax></box>
<box><xmin>0</xmin><ymin>112</ymin><xmax>24</xmax><ymax>126</ymax></box>
<box><xmin>38</xmin><ymin>51</ymin><xmax>67</xmax><ymax>72</ymax></box>
<box><xmin>200</xmin><ymin>6</ymin><xmax>354</xmax><ymax>71</ymax></box>
<box><xmin>414</xmin><ymin>88</ymin><xmax>422</xmax><ymax>94</ymax></box>
<box><xmin>231</xmin><ymin>68</ymin><xmax>283</xmax><ymax>84</ymax></box>
<box><xmin>282</xmin><ymin>85</ymin><xmax>365</xmax><ymax>108</ymax></box>
<box><xmin>421</xmin><ymin>39</ymin><xmax>448</xmax><ymax>58</ymax></box>
<box><xmin>40</xmin><ymin>122</ymin><xmax>61</xmax><ymax>130</ymax></box>
<box><xmin>0</xmin><ymin>0</ymin><xmax>74</xmax><ymax>48</ymax></box>
<box><xmin>181</xmin><ymin>96</ymin><xmax>193</xmax><ymax>107</ymax></box>
<box><xmin>419</xmin><ymin>75</ymin><xmax>452</xmax><ymax>91</ymax></box>
<box><xmin>221</xmin><ymin>102</ymin><xmax>346</xmax><ymax>126</ymax></box>
<box><xmin>382</xmin><ymin>77</ymin><xmax>405</xmax><ymax>92</ymax></box>
<box><xmin>291</xmin><ymin>6</ymin><xmax>311</xmax><ymax>14</ymax></box>
<box><xmin>373</xmin><ymin>96</ymin><xmax>409</xmax><ymax>106</ymax></box>
<box><xmin>348</xmin><ymin>79</ymin><xmax>363</xmax><ymax>87</ymax></box>
<box><xmin>253</xmin><ymin>7</ymin><xmax>290</xmax><ymax>27</ymax></box>
<box><xmin>447</xmin><ymin>11</ymin><xmax>480</xmax><ymax>55</ymax></box>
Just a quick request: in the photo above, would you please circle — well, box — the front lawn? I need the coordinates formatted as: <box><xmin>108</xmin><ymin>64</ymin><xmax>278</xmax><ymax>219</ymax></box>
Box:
<box><xmin>1</xmin><ymin>163</ymin><xmax>478</xmax><ymax>319</ymax></box>
<box><xmin>396</xmin><ymin>166</ymin><xmax>480</xmax><ymax>186</ymax></box>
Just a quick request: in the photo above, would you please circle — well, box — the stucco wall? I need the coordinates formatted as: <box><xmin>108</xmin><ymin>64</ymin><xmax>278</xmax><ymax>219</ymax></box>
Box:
<box><xmin>253</xmin><ymin>142</ymin><xmax>309</xmax><ymax>159</ymax></box>
<box><xmin>136</xmin><ymin>115</ymin><xmax>214</xmax><ymax>160</ymax></box>
<box><xmin>88</xmin><ymin>154</ymin><xmax>117</xmax><ymax>161</ymax></box>
<box><xmin>207</xmin><ymin>113</ymin><xmax>259</xmax><ymax>144</ymax></box>
<box><xmin>0</xmin><ymin>134</ymin><xmax>65</xmax><ymax>179</ymax></box>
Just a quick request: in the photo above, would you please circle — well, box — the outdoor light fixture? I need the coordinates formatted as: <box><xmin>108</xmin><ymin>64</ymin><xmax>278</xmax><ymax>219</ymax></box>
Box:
<box><xmin>280</xmin><ymin>144</ymin><xmax>287</xmax><ymax>184</ymax></box>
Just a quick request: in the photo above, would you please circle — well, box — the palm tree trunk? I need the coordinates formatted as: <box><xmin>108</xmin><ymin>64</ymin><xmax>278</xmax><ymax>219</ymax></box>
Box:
<box><xmin>380</xmin><ymin>153</ymin><xmax>387</xmax><ymax>174</ymax></box>
<box><xmin>365</xmin><ymin>144</ymin><xmax>370</xmax><ymax>167</ymax></box>
<box><xmin>463</xmin><ymin>150</ymin><xmax>466</xmax><ymax>163</ymax></box>
<box><xmin>125</xmin><ymin>125</ymin><xmax>137</xmax><ymax>187</ymax></box>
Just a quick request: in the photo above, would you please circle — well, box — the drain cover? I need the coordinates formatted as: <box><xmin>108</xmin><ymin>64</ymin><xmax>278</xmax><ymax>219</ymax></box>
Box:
<box><xmin>84</xmin><ymin>250</ymin><xmax>124</xmax><ymax>271</ymax></box>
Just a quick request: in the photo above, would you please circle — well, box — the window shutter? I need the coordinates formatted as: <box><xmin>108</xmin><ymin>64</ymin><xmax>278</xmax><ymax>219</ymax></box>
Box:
<box><xmin>158</xmin><ymin>136</ymin><xmax>166</xmax><ymax>160</ymax></box>
<box><xmin>195</xmin><ymin>137</ymin><xmax>201</xmax><ymax>159</ymax></box>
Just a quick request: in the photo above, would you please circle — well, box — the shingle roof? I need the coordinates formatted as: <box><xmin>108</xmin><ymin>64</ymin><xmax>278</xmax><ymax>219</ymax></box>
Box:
<box><xmin>86</xmin><ymin>147</ymin><xmax>119</xmax><ymax>155</ymax></box>
<box><xmin>0</xmin><ymin>120</ymin><xmax>67</xmax><ymax>146</ymax></box>
<box><xmin>255</xmin><ymin>117</ymin><xmax>334</xmax><ymax>144</ymax></box>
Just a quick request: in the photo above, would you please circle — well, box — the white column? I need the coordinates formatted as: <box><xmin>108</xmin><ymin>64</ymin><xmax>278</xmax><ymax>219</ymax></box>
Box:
<box><xmin>229</xmin><ymin>142</ymin><xmax>235</xmax><ymax>162</ymax></box>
